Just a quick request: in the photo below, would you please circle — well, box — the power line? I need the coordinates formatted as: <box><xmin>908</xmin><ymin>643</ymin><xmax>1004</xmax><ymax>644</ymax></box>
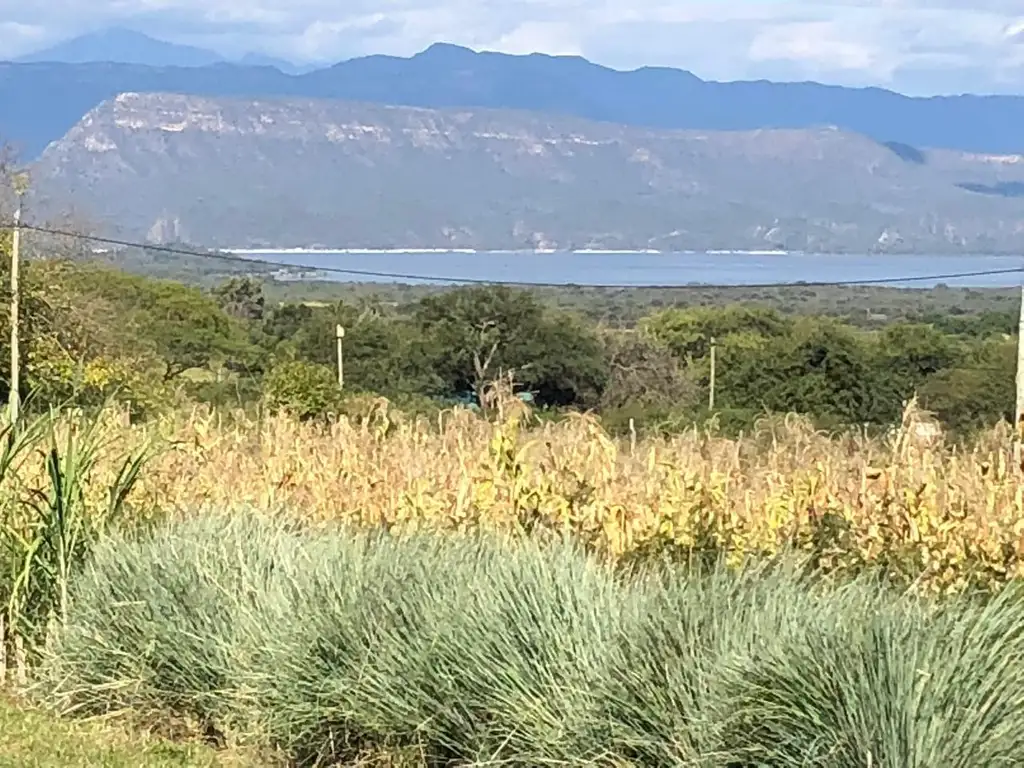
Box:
<box><xmin>8</xmin><ymin>220</ymin><xmax>1024</xmax><ymax>290</ymax></box>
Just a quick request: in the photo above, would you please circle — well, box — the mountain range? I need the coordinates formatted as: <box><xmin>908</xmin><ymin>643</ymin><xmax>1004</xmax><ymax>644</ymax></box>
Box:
<box><xmin>13</xmin><ymin>27</ymin><xmax>308</xmax><ymax>73</ymax></box>
<box><xmin>10</xmin><ymin>29</ymin><xmax>1024</xmax><ymax>253</ymax></box>
<box><xmin>4</xmin><ymin>33</ymin><xmax>1024</xmax><ymax>163</ymax></box>
<box><xmin>28</xmin><ymin>91</ymin><xmax>1024</xmax><ymax>253</ymax></box>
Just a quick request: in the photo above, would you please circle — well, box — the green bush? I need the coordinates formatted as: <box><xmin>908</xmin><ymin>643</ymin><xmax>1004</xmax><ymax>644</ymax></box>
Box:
<box><xmin>39</xmin><ymin>516</ymin><xmax>1024</xmax><ymax>767</ymax></box>
<box><xmin>262</xmin><ymin>361</ymin><xmax>341</xmax><ymax>420</ymax></box>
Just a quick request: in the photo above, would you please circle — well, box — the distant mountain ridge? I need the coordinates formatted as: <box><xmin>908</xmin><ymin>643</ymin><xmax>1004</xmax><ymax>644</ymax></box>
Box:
<box><xmin>10</xmin><ymin>27</ymin><xmax>310</xmax><ymax>78</ymax></box>
<box><xmin>4</xmin><ymin>40</ymin><xmax>1024</xmax><ymax>160</ymax></box>
<box><xmin>29</xmin><ymin>92</ymin><xmax>1024</xmax><ymax>253</ymax></box>
<box><xmin>14</xmin><ymin>28</ymin><xmax>226</xmax><ymax>67</ymax></box>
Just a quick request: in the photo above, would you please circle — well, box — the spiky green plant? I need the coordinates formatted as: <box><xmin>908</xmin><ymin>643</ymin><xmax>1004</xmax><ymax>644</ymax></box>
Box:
<box><xmin>1</xmin><ymin>402</ymin><xmax>156</xmax><ymax>679</ymax></box>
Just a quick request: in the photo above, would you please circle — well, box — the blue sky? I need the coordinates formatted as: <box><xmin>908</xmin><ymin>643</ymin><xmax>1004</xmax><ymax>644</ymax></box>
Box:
<box><xmin>1</xmin><ymin>0</ymin><xmax>1023</xmax><ymax>94</ymax></box>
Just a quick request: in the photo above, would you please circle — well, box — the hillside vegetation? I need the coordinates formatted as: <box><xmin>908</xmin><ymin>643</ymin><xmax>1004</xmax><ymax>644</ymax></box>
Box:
<box><xmin>31</xmin><ymin>93</ymin><xmax>1024</xmax><ymax>251</ymax></box>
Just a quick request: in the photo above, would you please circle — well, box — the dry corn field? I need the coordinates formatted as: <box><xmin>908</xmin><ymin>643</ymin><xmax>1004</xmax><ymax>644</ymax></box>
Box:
<box><xmin>6</xmin><ymin>396</ymin><xmax>1024</xmax><ymax>594</ymax></box>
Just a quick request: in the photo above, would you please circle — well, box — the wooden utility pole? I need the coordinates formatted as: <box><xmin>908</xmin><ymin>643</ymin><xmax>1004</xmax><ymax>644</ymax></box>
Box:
<box><xmin>1015</xmin><ymin>286</ymin><xmax>1024</xmax><ymax>467</ymax></box>
<box><xmin>8</xmin><ymin>190</ymin><xmax>22</xmax><ymax>424</ymax></box>
<box><xmin>335</xmin><ymin>324</ymin><xmax>345</xmax><ymax>389</ymax></box>
<box><xmin>708</xmin><ymin>336</ymin><xmax>717</xmax><ymax>410</ymax></box>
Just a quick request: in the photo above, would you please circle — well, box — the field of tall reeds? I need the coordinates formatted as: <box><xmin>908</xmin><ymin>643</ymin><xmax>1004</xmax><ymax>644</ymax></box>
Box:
<box><xmin>3</xmin><ymin>393</ymin><xmax>1024</xmax><ymax>765</ymax></box>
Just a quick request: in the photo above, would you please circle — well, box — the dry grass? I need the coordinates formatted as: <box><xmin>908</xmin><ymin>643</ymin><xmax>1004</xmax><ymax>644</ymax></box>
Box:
<box><xmin>14</xmin><ymin>393</ymin><xmax>1008</xmax><ymax>594</ymax></box>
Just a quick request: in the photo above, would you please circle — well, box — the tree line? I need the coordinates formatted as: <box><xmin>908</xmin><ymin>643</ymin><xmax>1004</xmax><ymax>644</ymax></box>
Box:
<box><xmin>0</xmin><ymin>255</ymin><xmax>1015</xmax><ymax>435</ymax></box>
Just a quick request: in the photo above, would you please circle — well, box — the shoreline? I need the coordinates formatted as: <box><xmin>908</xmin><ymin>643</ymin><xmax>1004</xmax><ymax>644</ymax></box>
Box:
<box><xmin>218</xmin><ymin>247</ymin><xmax>795</xmax><ymax>255</ymax></box>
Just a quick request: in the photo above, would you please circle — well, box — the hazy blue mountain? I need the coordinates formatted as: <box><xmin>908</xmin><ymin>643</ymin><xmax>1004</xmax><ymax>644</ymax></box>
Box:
<box><xmin>4</xmin><ymin>42</ymin><xmax>1024</xmax><ymax>160</ymax></box>
<box><xmin>236</xmin><ymin>52</ymin><xmax>311</xmax><ymax>75</ymax></box>
<box><xmin>30</xmin><ymin>92</ymin><xmax>1024</xmax><ymax>253</ymax></box>
<box><xmin>14</xmin><ymin>27</ymin><xmax>224</xmax><ymax>67</ymax></box>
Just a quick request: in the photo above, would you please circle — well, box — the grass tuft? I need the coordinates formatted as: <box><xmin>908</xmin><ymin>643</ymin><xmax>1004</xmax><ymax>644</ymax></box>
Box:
<box><xmin>722</xmin><ymin>582</ymin><xmax>1024</xmax><ymax>767</ymax></box>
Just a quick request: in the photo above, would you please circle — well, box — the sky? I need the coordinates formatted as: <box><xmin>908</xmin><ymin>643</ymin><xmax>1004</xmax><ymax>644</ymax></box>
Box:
<box><xmin>1</xmin><ymin>0</ymin><xmax>1023</xmax><ymax>95</ymax></box>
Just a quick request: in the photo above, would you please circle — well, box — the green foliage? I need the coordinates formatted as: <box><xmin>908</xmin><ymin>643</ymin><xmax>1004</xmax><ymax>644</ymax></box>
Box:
<box><xmin>642</xmin><ymin>305</ymin><xmax>791</xmax><ymax>361</ymax></box>
<box><xmin>25</xmin><ymin>338</ymin><xmax>168</xmax><ymax>421</ymax></box>
<box><xmin>877</xmin><ymin>322</ymin><xmax>965</xmax><ymax>394</ymax></box>
<box><xmin>2</xmin><ymin>252</ymin><xmax>1020</xmax><ymax>435</ymax></box>
<box><xmin>415</xmin><ymin>286</ymin><xmax>607</xmax><ymax>406</ymax></box>
<box><xmin>262</xmin><ymin>360</ymin><xmax>340</xmax><ymax>420</ymax></box>
<box><xmin>261</xmin><ymin>301</ymin><xmax>442</xmax><ymax>398</ymax></box>
<box><xmin>40</xmin><ymin>515</ymin><xmax>1024</xmax><ymax>766</ymax></box>
<box><xmin>0</xmin><ymin>406</ymin><xmax>154</xmax><ymax>672</ymax></box>
<box><xmin>211</xmin><ymin>277</ymin><xmax>265</xmax><ymax>322</ymax></box>
<box><xmin>56</xmin><ymin>264</ymin><xmax>260</xmax><ymax>381</ymax></box>
<box><xmin>913</xmin><ymin>308</ymin><xmax>1016</xmax><ymax>338</ymax></box>
<box><xmin>721</xmin><ymin>318</ymin><xmax>894</xmax><ymax>426</ymax></box>
<box><xmin>248</xmin><ymin>291</ymin><xmax>1022</xmax><ymax>434</ymax></box>
<box><xmin>919</xmin><ymin>337</ymin><xmax>1015</xmax><ymax>433</ymax></box>
<box><xmin>144</xmin><ymin>282</ymin><xmax>257</xmax><ymax>380</ymax></box>
<box><xmin>260</xmin><ymin>302</ymin><xmax>314</xmax><ymax>345</ymax></box>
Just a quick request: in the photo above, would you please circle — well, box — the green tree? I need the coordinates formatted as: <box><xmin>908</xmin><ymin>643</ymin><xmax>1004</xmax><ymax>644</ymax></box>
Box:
<box><xmin>212</xmin><ymin>277</ymin><xmax>266</xmax><ymax>322</ymax></box>
<box><xmin>261</xmin><ymin>302</ymin><xmax>315</xmax><ymax>353</ymax></box>
<box><xmin>642</xmin><ymin>305</ymin><xmax>792</xmax><ymax>362</ymax></box>
<box><xmin>263</xmin><ymin>301</ymin><xmax>442</xmax><ymax>397</ymax></box>
<box><xmin>263</xmin><ymin>360</ymin><xmax>340</xmax><ymax>420</ymax></box>
<box><xmin>51</xmin><ymin>265</ymin><xmax>259</xmax><ymax>381</ymax></box>
<box><xmin>0</xmin><ymin>257</ymin><xmax>172</xmax><ymax>413</ymax></box>
<box><xmin>875</xmin><ymin>322</ymin><xmax>963</xmax><ymax>402</ymax></box>
<box><xmin>145</xmin><ymin>282</ymin><xmax>254</xmax><ymax>379</ymax></box>
<box><xmin>721</xmin><ymin>318</ymin><xmax>892</xmax><ymax>426</ymax></box>
<box><xmin>415</xmin><ymin>286</ymin><xmax>608</xmax><ymax>407</ymax></box>
<box><xmin>919</xmin><ymin>337</ymin><xmax>1014</xmax><ymax>433</ymax></box>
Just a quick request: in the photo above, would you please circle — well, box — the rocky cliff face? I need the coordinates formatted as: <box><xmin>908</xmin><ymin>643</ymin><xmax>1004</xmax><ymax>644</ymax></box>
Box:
<box><xmin>31</xmin><ymin>92</ymin><xmax>1024</xmax><ymax>252</ymax></box>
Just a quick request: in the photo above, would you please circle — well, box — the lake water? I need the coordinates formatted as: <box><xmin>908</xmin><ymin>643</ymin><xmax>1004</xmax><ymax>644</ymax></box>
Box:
<box><xmin>233</xmin><ymin>250</ymin><xmax>1024</xmax><ymax>288</ymax></box>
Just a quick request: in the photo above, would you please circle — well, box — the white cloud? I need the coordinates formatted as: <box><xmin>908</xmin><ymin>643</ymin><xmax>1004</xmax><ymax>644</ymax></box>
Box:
<box><xmin>749</xmin><ymin>21</ymin><xmax>885</xmax><ymax>74</ymax></box>
<box><xmin>490</xmin><ymin>21</ymin><xmax>583</xmax><ymax>57</ymax></box>
<box><xmin>0</xmin><ymin>0</ymin><xmax>1021</xmax><ymax>94</ymax></box>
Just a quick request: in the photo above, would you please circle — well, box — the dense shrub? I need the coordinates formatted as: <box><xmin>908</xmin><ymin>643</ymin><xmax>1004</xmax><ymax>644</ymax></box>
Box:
<box><xmin>262</xmin><ymin>360</ymin><xmax>341</xmax><ymax>420</ymax></box>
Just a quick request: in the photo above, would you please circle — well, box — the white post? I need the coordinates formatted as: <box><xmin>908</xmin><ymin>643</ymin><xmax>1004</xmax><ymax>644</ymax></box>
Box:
<box><xmin>336</xmin><ymin>325</ymin><xmax>345</xmax><ymax>389</ymax></box>
<box><xmin>708</xmin><ymin>336</ymin><xmax>717</xmax><ymax>410</ymax></box>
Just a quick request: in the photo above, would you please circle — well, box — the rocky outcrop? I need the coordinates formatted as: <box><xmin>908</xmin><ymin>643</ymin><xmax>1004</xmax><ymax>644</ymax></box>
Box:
<box><xmin>31</xmin><ymin>92</ymin><xmax>1024</xmax><ymax>252</ymax></box>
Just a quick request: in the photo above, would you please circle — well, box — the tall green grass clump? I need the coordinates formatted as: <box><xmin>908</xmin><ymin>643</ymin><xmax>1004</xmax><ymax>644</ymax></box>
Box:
<box><xmin>242</xmin><ymin>529</ymin><xmax>625</xmax><ymax>765</ymax></box>
<box><xmin>39</xmin><ymin>514</ymin><xmax>299</xmax><ymax>729</ymax></box>
<box><xmin>38</xmin><ymin>513</ymin><xmax>1024</xmax><ymax>767</ymax></box>
<box><xmin>0</xmin><ymin>405</ymin><xmax>152</xmax><ymax>683</ymax></box>
<box><xmin>605</xmin><ymin>560</ymin><xmax>821</xmax><ymax>765</ymax></box>
<box><xmin>721</xmin><ymin>581</ymin><xmax>1024</xmax><ymax>767</ymax></box>
<box><xmin>41</xmin><ymin>516</ymin><xmax>629</xmax><ymax>764</ymax></box>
